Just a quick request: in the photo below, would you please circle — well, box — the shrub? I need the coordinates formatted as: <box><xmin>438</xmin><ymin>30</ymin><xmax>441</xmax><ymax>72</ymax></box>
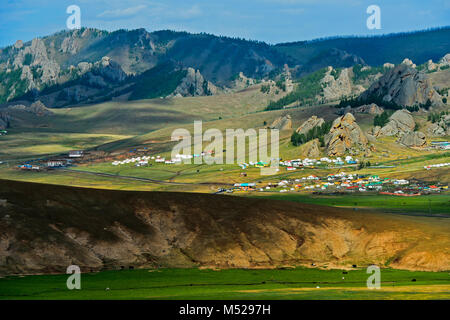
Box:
<box><xmin>291</xmin><ymin>121</ymin><xmax>332</xmax><ymax>146</ymax></box>
<box><xmin>374</xmin><ymin>111</ymin><xmax>390</xmax><ymax>127</ymax></box>
<box><xmin>260</xmin><ymin>84</ymin><xmax>270</xmax><ymax>94</ymax></box>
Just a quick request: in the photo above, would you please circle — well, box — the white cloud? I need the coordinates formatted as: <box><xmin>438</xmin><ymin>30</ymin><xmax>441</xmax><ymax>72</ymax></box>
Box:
<box><xmin>95</xmin><ymin>3</ymin><xmax>202</xmax><ymax>21</ymax></box>
<box><xmin>97</xmin><ymin>4</ymin><xmax>147</xmax><ymax>19</ymax></box>
<box><xmin>169</xmin><ymin>4</ymin><xmax>202</xmax><ymax>19</ymax></box>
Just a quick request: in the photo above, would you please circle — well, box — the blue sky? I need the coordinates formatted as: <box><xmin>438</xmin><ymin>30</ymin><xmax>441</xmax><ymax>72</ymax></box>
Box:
<box><xmin>0</xmin><ymin>0</ymin><xmax>449</xmax><ymax>47</ymax></box>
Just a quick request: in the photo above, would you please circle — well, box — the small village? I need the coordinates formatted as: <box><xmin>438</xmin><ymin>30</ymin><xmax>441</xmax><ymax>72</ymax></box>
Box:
<box><xmin>13</xmin><ymin>147</ymin><xmax>449</xmax><ymax>197</ymax></box>
<box><xmin>232</xmin><ymin>172</ymin><xmax>448</xmax><ymax>195</ymax></box>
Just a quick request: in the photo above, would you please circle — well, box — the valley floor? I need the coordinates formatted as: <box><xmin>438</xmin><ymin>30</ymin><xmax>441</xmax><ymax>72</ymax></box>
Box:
<box><xmin>0</xmin><ymin>93</ymin><xmax>449</xmax><ymax>301</ymax></box>
<box><xmin>1</xmin><ymin>157</ymin><xmax>449</xmax><ymax>216</ymax></box>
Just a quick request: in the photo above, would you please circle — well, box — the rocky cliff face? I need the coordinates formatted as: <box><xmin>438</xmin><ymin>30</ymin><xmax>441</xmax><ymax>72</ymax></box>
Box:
<box><xmin>12</xmin><ymin>38</ymin><xmax>61</xmax><ymax>89</ymax></box>
<box><xmin>296</xmin><ymin>115</ymin><xmax>324</xmax><ymax>135</ymax></box>
<box><xmin>325</xmin><ymin>113</ymin><xmax>368</xmax><ymax>156</ymax></box>
<box><xmin>360</xmin><ymin>64</ymin><xmax>442</xmax><ymax>107</ymax></box>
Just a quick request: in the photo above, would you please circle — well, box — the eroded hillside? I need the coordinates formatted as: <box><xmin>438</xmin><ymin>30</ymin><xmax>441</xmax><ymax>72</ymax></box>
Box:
<box><xmin>0</xmin><ymin>179</ymin><xmax>448</xmax><ymax>275</ymax></box>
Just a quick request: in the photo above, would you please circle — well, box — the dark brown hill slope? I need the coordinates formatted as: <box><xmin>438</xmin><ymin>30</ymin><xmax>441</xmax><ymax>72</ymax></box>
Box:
<box><xmin>0</xmin><ymin>179</ymin><xmax>448</xmax><ymax>275</ymax></box>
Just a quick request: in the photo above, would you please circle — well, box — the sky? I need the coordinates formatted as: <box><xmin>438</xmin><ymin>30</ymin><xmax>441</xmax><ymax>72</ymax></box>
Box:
<box><xmin>0</xmin><ymin>0</ymin><xmax>449</xmax><ymax>47</ymax></box>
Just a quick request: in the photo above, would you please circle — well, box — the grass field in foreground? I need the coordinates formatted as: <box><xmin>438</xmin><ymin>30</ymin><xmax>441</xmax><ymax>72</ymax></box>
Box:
<box><xmin>245</xmin><ymin>193</ymin><xmax>450</xmax><ymax>215</ymax></box>
<box><xmin>0</xmin><ymin>268</ymin><xmax>449</xmax><ymax>300</ymax></box>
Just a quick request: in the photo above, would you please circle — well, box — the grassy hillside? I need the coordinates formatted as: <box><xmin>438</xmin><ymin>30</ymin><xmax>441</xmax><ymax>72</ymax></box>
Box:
<box><xmin>0</xmin><ymin>84</ymin><xmax>285</xmax><ymax>160</ymax></box>
<box><xmin>1</xmin><ymin>179</ymin><xmax>449</xmax><ymax>276</ymax></box>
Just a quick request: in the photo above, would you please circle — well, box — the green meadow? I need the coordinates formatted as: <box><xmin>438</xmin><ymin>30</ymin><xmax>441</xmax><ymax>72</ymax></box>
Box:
<box><xmin>1</xmin><ymin>268</ymin><xmax>449</xmax><ymax>300</ymax></box>
<box><xmin>246</xmin><ymin>193</ymin><xmax>450</xmax><ymax>216</ymax></box>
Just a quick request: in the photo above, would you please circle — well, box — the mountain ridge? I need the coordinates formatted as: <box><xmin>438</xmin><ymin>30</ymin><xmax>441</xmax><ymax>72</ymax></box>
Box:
<box><xmin>1</xmin><ymin>26</ymin><xmax>449</xmax><ymax>107</ymax></box>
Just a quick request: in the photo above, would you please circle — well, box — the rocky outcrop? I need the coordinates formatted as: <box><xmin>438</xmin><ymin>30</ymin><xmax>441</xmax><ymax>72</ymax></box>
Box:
<box><xmin>398</xmin><ymin>131</ymin><xmax>427</xmax><ymax>147</ymax></box>
<box><xmin>270</xmin><ymin>114</ymin><xmax>292</xmax><ymax>130</ymax></box>
<box><xmin>402</xmin><ymin>58</ymin><xmax>416</xmax><ymax>68</ymax></box>
<box><xmin>427</xmin><ymin>114</ymin><xmax>450</xmax><ymax>136</ymax></box>
<box><xmin>325</xmin><ymin>113</ymin><xmax>368</xmax><ymax>156</ymax></box>
<box><xmin>301</xmin><ymin>139</ymin><xmax>321</xmax><ymax>158</ymax></box>
<box><xmin>172</xmin><ymin>68</ymin><xmax>217</xmax><ymax>97</ymax></box>
<box><xmin>60</xmin><ymin>29</ymin><xmax>85</xmax><ymax>55</ymax></box>
<box><xmin>319</xmin><ymin>67</ymin><xmax>364</xmax><ymax>101</ymax></box>
<box><xmin>439</xmin><ymin>53</ymin><xmax>450</xmax><ymax>66</ymax></box>
<box><xmin>427</xmin><ymin>123</ymin><xmax>446</xmax><ymax>136</ymax></box>
<box><xmin>368</xmin><ymin>126</ymin><xmax>382</xmax><ymax>137</ymax></box>
<box><xmin>231</xmin><ymin>72</ymin><xmax>258</xmax><ymax>90</ymax></box>
<box><xmin>426</xmin><ymin>59</ymin><xmax>438</xmax><ymax>72</ymax></box>
<box><xmin>383</xmin><ymin>62</ymin><xmax>395</xmax><ymax>69</ymax></box>
<box><xmin>28</xmin><ymin>101</ymin><xmax>53</xmax><ymax>116</ymax></box>
<box><xmin>282</xmin><ymin>64</ymin><xmax>294</xmax><ymax>93</ymax></box>
<box><xmin>379</xmin><ymin>109</ymin><xmax>415</xmax><ymax>136</ymax></box>
<box><xmin>2</xmin><ymin>37</ymin><xmax>61</xmax><ymax>100</ymax></box>
<box><xmin>6</xmin><ymin>100</ymin><xmax>53</xmax><ymax>117</ymax></box>
<box><xmin>353</xmin><ymin>103</ymin><xmax>384</xmax><ymax>115</ymax></box>
<box><xmin>13</xmin><ymin>40</ymin><xmax>24</xmax><ymax>49</ymax></box>
<box><xmin>76</xmin><ymin>62</ymin><xmax>92</xmax><ymax>75</ymax></box>
<box><xmin>92</xmin><ymin>56</ymin><xmax>127</xmax><ymax>83</ymax></box>
<box><xmin>360</xmin><ymin>64</ymin><xmax>442</xmax><ymax>107</ymax></box>
<box><xmin>13</xmin><ymin>38</ymin><xmax>61</xmax><ymax>85</ymax></box>
<box><xmin>296</xmin><ymin>116</ymin><xmax>324</xmax><ymax>135</ymax></box>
